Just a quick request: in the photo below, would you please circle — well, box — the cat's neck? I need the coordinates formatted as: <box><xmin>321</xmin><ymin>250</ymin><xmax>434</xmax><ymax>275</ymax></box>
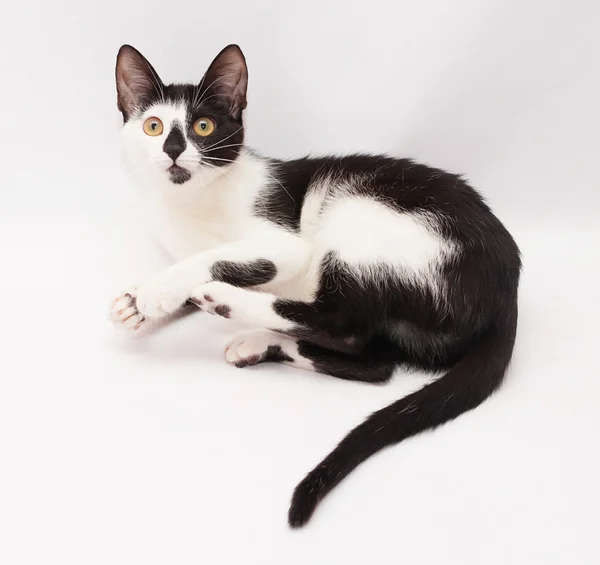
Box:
<box><xmin>139</xmin><ymin>148</ymin><xmax>267</xmax><ymax>211</ymax></box>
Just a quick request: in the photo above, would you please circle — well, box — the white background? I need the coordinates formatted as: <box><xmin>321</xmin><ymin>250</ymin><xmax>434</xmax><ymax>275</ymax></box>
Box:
<box><xmin>1</xmin><ymin>1</ymin><xmax>599</xmax><ymax>563</ymax></box>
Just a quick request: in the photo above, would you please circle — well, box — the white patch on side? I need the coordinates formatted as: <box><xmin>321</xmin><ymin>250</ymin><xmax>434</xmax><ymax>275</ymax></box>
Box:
<box><xmin>271</xmin><ymin>179</ymin><xmax>330</xmax><ymax>303</ymax></box>
<box><xmin>307</xmin><ymin>188</ymin><xmax>457</xmax><ymax>299</ymax></box>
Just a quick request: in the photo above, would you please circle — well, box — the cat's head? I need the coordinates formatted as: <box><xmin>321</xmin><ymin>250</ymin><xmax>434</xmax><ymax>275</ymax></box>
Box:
<box><xmin>116</xmin><ymin>44</ymin><xmax>247</xmax><ymax>185</ymax></box>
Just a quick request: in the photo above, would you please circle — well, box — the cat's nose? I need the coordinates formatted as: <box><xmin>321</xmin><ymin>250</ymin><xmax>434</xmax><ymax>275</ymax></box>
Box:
<box><xmin>163</xmin><ymin>127</ymin><xmax>186</xmax><ymax>162</ymax></box>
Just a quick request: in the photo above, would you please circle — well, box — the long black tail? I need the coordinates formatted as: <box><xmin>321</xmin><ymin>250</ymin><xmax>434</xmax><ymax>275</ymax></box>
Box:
<box><xmin>288</xmin><ymin>302</ymin><xmax>518</xmax><ymax>527</ymax></box>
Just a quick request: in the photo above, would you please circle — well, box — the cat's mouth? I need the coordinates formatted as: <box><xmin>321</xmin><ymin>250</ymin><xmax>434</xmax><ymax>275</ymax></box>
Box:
<box><xmin>167</xmin><ymin>164</ymin><xmax>192</xmax><ymax>185</ymax></box>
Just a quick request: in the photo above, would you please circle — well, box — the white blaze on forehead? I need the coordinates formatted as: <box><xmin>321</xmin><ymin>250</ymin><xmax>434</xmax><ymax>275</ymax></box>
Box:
<box><xmin>140</xmin><ymin>101</ymin><xmax>188</xmax><ymax>127</ymax></box>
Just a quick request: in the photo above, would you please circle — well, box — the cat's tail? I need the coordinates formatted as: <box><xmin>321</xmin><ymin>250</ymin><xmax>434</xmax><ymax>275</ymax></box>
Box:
<box><xmin>288</xmin><ymin>301</ymin><xmax>518</xmax><ymax>527</ymax></box>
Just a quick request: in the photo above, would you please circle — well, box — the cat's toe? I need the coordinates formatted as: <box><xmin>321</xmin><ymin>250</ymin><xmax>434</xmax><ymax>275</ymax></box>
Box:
<box><xmin>224</xmin><ymin>332</ymin><xmax>273</xmax><ymax>368</ymax></box>
<box><xmin>110</xmin><ymin>292</ymin><xmax>145</xmax><ymax>330</ymax></box>
<box><xmin>135</xmin><ymin>283</ymin><xmax>189</xmax><ymax>319</ymax></box>
<box><xmin>190</xmin><ymin>281</ymin><xmax>237</xmax><ymax>319</ymax></box>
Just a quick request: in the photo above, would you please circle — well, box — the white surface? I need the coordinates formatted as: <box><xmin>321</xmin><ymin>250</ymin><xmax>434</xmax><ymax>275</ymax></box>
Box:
<box><xmin>1</xmin><ymin>1</ymin><xmax>599</xmax><ymax>563</ymax></box>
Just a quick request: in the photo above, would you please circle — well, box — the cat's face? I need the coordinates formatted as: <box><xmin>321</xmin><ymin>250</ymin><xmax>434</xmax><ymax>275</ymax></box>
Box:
<box><xmin>116</xmin><ymin>45</ymin><xmax>248</xmax><ymax>185</ymax></box>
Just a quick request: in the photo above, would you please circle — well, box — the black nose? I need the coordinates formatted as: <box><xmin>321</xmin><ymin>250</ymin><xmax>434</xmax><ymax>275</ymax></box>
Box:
<box><xmin>163</xmin><ymin>127</ymin><xmax>186</xmax><ymax>161</ymax></box>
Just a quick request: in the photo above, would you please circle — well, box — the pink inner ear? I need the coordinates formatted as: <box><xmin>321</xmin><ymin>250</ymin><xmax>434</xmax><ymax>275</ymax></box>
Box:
<box><xmin>116</xmin><ymin>46</ymin><xmax>163</xmax><ymax>117</ymax></box>
<box><xmin>203</xmin><ymin>45</ymin><xmax>248</xmax><ymax>119</ymax></box>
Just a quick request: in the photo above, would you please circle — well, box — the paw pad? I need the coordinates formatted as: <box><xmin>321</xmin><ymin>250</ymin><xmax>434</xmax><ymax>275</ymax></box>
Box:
<box><xmin>214</xmin><ymin>304</ymin><xmax>231</xmax><ymax>318</ymax></box>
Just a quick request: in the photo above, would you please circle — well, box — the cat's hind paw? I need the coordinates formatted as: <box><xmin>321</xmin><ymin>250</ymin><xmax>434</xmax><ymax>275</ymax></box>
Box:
<box><xmin>224</xmin><ymin>331</ymin><xmax>273</xmax><ymax>367</ymax></box>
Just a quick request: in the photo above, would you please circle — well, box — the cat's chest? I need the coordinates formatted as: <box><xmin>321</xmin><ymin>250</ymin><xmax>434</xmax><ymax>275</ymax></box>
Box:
<box><xmin>145</xmin><ymin>195</ymin><xmax>240</xmax><ymax>261</ymax></box>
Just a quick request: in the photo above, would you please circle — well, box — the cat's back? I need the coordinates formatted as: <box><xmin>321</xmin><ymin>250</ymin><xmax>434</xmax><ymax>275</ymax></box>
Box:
<box><xmin>274</xmin><ymin>154</ymin><xmax>517</xmax><ymax>257</ymax></box>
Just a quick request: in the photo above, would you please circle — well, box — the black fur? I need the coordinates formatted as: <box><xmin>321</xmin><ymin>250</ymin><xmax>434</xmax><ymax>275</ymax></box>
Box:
<box><xmin>165</xmin><ymin>124</ymin><xmax>192</xmax><ymax>184</ymax></box>
<box><xmin>211</xmin><ymin>259</ymin><xmax>277</xmax><ymax>287</ymax></box>
<box><xmin>163</xmin><ymin>124</ymin><xmax>186</xmax><ymax>160</ymax></box>
<box><xmin>116</xmin><ymin>45</ymin><xmax>246</xmax><ymax>174</ymax></box>
<box><xmin>116</xmin><ymin>44</ymin><xmax>522</xmax><ymax>529</ymax></box>
<box><xmin>264</xmin><ymin>345</ymin><xmax>294</xmax><ymax>364</ymax></box>
<box><xmin>252</xmin><ymin>158</ymin><xmax>522</xmax><ymax>527</ymax></box>
<box><xmin>230</xmin><ymin>344</ymin><xmax>294</xmax><ymax>369</ymax></box>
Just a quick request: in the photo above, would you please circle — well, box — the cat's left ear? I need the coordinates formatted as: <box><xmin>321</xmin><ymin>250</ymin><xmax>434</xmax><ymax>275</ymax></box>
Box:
<box><xmin>201</xmin><ymin>45</ymin><xmax>248</xmax><ymax>120</ymax></box>
<box><xmin>115</xmin><ymin>45</ymin><xmax>163</xmax><ymax>120</ymax></box>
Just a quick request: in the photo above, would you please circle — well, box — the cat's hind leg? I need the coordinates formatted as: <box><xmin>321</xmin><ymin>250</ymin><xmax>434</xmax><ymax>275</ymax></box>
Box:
<box><xmin>223</xmin><ymin>330</ymin><xmax>395</xmax><ymax>383</ymax></box>
<box><xmin>223</xmin><ymin>330</ymin><xmax>311</xmax><ymax>370</ymax></box>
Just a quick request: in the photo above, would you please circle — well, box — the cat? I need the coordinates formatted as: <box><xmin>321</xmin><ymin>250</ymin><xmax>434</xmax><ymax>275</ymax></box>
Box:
<box><xmin>110</xmin><ymin>44</ymin><xmax>521</xmax><ymax>527</ymax></box>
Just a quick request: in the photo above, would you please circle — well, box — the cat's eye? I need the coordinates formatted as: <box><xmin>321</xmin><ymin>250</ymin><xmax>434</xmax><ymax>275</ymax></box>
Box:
<box><xmin>143</xmin><ymin>117</ymin><xmax>164</xmax><ymax>136</ymax></box>
<box><xmin>193</xmin><ymin>117</ymin><xmax>215</xmax><ymax>137</ymax></box>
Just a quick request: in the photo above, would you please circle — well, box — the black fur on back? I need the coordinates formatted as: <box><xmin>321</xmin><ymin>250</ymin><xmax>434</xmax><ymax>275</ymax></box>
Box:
<box><xmin>252</xmin><ymin>154</ymin><xmax>522</xmax><ymax>527</ymax></box>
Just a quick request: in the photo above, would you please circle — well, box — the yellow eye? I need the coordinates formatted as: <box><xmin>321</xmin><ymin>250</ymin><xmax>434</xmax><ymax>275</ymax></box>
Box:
<box><xmin>193</xmin><ymin>117</ymin><xmax>215</xmax><ymax>137</ymax></box>
<box><xmin>143</xmin><ymin>117</ymin><xmax>164</xmax><ymax>136</ymax></box>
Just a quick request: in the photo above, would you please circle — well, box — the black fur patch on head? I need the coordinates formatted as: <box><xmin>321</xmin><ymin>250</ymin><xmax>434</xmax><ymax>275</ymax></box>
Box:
<box><xmin>115</xmin><ymin>44</ymin><xmax>248</xmax><ymax>170</ymax></box>
<box><xmin>168</xmin><ymin>165</ymin><xmax>192</xmax><ymax>184</ymax></box>
<box><xmin>163</xmin><ymin>123</ymin><xmax>186</xmax><ymax>161</ymax></box>
<box><xmin>210</xmin><ymin>259</ymin><xmax>277</xmax><ymax>286</ymax></box>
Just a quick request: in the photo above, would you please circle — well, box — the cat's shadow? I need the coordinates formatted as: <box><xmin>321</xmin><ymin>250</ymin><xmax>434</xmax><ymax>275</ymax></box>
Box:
<box><xmin>110</xmin><ymin>302</ymin><xmax>249</xmax><ymax>362</ymax></box>
<box><xmin>109</xmin><ymin>303</ymin><xmax>435</xmax><ymax>390</ymax></box>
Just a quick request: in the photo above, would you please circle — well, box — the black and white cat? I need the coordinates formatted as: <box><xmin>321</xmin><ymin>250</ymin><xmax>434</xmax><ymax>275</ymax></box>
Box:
<box><xmin>110</xmin><ymin>44</ymin><xmax>521</xmax><ymax>527</ymax></box>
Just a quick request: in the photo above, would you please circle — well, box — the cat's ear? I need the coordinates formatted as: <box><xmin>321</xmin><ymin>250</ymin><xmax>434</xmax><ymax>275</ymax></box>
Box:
<box><xmin>115</xmin><ymin>45</ymin><xmax>163</xmax><ymax>120</ymax></box>
<box><xmin>201</xmin><ymin>45</ymin><xmax>248</xmax><ymax>120</ymax></box>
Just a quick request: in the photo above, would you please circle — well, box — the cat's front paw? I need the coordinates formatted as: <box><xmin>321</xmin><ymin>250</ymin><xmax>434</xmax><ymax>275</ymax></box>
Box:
<box><xmin>189</xmin><ymin>281</ymin><xmax>241</xmax><ymax>320</ymax></box>
<box><xmin>134</xmin><ymin>273</ymin><xmax>193</xmax><ymax>319</ymax></box>
<box><xmin>110</xmin><ymin>289</ymin><xmax>145</xmax><ymax>330</ymax></box>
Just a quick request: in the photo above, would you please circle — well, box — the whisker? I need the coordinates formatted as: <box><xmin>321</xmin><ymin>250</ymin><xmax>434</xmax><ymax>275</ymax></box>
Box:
<box><xmin>202</xmin><ymin>156</ymin><xmax>237</xmax><ymax>164</ymax></box>
<box><xmin>147</xmin><ymin>64</ymin><xmax>165</xmax><ymax>104</ymax></box>
<box><xmin>202</xmin><ymin>143</ymin><xmax>244</xmax><ymax>153</ymax></box>
<box><xmin>192</xmin><ymin>73</ymin><xmax>207</xmax><ymax>109</ymax></box>
<box><xmin>263</xmin><ymin>169</ymin><xmax>295</xmax><ymax>206</ymax></box>
<box><xmin>194</xmin><ymin>72</ymin><xmax>237</xmax><ymax>108</ymax></box>
<box><xmin>201</xmin><ymin>126</ymin><xmax>244</xmax><ymax>152</ymax></box>
<box><xmin>203</xmin><ymin>156</ymin><xmax>293</xmax><ymax>204</ymax></box>
<box><xmin>192</xmin><ymin>93</ymin><xmax>226</xmax><ymax>108</ymax></box>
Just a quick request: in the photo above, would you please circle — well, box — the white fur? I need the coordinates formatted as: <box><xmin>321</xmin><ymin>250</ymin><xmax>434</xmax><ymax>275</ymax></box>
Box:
<box><xmin>109</xmin><ymin>288</ymin><xmax>144</xmax><ymax>330</ymax></box>
<box><xmin>122</xmin><ymin>103</ymin><xmax>202</xmax><ymax>191</ymax></box>
<box><xmin>191</xmin><ymin>282</ymin><xmax>295</xmax><ymax>331</ymax></box>
<box><xmin>113</xmin><ymin>100</ymin><xmax>456</xmax><ymax>332</ymax></box>
<box><xmin>301</xmin><ymin>178</ymin><xmax>455</xmax><ymax>296</ymax></box>
<box><xmin>225</xmin><ymin>330</ymin><xmax>314</xmax><ymax>372</ymax></box>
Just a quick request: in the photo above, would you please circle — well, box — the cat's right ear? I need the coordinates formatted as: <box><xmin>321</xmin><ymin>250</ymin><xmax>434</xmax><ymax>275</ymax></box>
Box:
<box><xmin>115</xmin><ymin>45</ymin><xmax>163</xmax><ymax>121</ymax></box>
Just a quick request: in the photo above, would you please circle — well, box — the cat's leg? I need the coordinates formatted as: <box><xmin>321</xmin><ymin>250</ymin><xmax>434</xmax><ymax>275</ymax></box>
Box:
<box><xmin>109</xmin><ymin>287</ymin><xmax>198</xmax><ymax>331</ymax></box>
<box><xmin>110</xmin><ymin>234</ymin><xmax>309</xmax><ymax>329</ymax></box>
<box><xmin>190</xmin><ymin>281</ymin><xmax>380</xmax><ymax>351</ymax></box>
<box><xmin>110</xmin><ymin>288</ymin><xmax>145</xmax><ymax>329</ymax></box>
<box><xmin>224</xmin><ymin>330</ymin><xmax>311</xmax><ymax>370</ymax></box>
<box><xmin>191</xmin><ymin>281</ymin><xmax>296</xmax><ymax>330</ymax></box>
<box><xmin>223</xmin><ymin>330</ymin><xmax>394</xmax><ymax>383</ymax></box>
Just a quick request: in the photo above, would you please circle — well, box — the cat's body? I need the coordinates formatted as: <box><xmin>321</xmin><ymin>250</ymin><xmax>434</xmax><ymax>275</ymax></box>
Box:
<box><xmin>111</xmin><ymin>44</ymin><xmax>521</xmax><ymax>527</ymax></box>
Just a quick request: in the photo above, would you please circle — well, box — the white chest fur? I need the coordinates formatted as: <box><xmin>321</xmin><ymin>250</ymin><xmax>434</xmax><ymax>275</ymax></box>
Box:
<box><xmin>145</xmin><ymin>189</ymin><xmax>239</xmax><ymax>260</ymax></box>
<box><xmin>135</xmin><ymin>150</ymin><xmax>272</xmax><ymax>261</ymax></box>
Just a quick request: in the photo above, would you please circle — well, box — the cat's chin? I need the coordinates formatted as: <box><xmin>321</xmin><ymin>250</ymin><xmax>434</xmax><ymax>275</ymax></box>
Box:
<box><xmin>168</xmin><ymin>165</ymin><xmax>192</xmax><ymax>185</ymax></box>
